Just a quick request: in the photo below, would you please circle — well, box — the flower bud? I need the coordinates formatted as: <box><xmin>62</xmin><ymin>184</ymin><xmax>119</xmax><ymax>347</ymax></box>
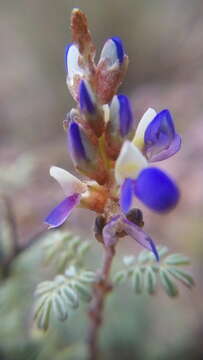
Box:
<box><xmin>79</xmin><ymin>80</ymin><xmax>105</xmax><ymax>137</ymax></box>
<box><xmin>68</xmin><ymin>121</ymin><xmax>107</xmax><ymax>184</ymax></box>
<box><xmin>95</xmin><ymin>37</ymin><xmax>129</xmax><ymax>104</ymax></box>
<box><xmin>99</xmin><ymin>37</ymin><xmax>125</xmax><ymax>66</ymax></box>
<box><xmin>79</xmin><ymin>79</ymin><xmax>96</xmax><ymax>114</ymax></box>
<box><xmin>65</xmin><ymin>43</ymin><xmax>85</xmax><ymax>100</ymax></box>
<box><xmin>105</xmin><ymin>94</ymin><xmax>134</xmax><ymax>159</ymax></box>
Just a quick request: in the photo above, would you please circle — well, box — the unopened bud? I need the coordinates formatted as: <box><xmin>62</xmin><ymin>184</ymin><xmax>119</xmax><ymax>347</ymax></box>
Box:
<box><xmin>100</xmin><ymin>37</ymin><xmax>125</xmax><ymax>66</ymax></box>
<box><xmin>79</xmin><ymin>80</ymin><xmax>96</xmax><ymax>114</ymax></box>
<box><xmin>94</xmin><ymin>215</ymin><xmax>106</xmax><ymax>243</ymax></box>
<box><xmin>65</xmin><ymin>43</ymin><xmax>86</xmax><ymax>100</ymax></box>
<box><xmin>95</xmin><ymin>37</ymin><xmax>128</xmax><ymax>104</ymax></box>
<box><xmin>79</xmin><ymin>80</ymin><xmax>105</xmax><ymax>137</ymax></box>
<box><xmin>126</xmin><ymin>208</ymin><xmax>144</xmax><ymax>227</ymax></box>
<box><xmin>68</xmin><ymin>121</ymin><xmax>108</xmax><ymax>184</ymax></box>
<box><xmin>105</xmin><ymin>94</ymin><xmax>134</xmax><ymax>159</ymax></box>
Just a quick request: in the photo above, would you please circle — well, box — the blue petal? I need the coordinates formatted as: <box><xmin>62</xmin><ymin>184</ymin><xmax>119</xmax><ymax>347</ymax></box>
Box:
<box><xmin>134</xmin><ymin>167</ymin><xmax>180</xmax><ymax>212</ymax></box>
<box><xmin>45</xmin><ymin>194</ymin><xmax>80</xmax><ymax>229</ymax></box>
<box><xmin>64</xmin><ymin>43</ymin><xmax>73</xmax><ymax>73</ymax></box>
<box><xmin>68</xmin><ymin>121</ymin><xmax>87</xmax><ymax>161</ymax></box>
<box><xmin>118</xmin><ymin>95</ymin><xmax>133</xmax><ymax>137</ymax></box>
<box><xmin>120</xmin><ymin>178</ymin><xmax>134</xmax><ymax>213</ymax></box>
<box><xmin>111</xmin><ymin>37</ymin><xmax>125</xmax><ymax>63</ymax></box>
<box><xmin>144</xmin><ymin>109</ymin><xmax>180</xmax><ymax>161</ymax></box>
<box><xmin>123</xmin><ymin>218</ymin><xmax>159</xmax><ymax>261</ymax></box>
<box><xmin>149</xmin><ymin>134</ymin><xmax>182</xmax><ymax>162</ymax></box>
<box><xmin>79</xmin><ymin>80</ymin><xmax>95</xmax><ymax>114</ymax></box>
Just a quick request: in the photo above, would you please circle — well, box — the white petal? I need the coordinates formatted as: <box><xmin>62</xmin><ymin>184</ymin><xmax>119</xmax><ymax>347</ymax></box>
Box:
<box><xmin>66</xmin><ymin>44</ymin><xmax>83</xmax><ymax>85</ymax></box>
<box><xmin>132</xmin><ymin>108</ymin><xmax>157</xmax><ymax>149</ymax></box>
<box><xmin>50</xmin><ymin>166</ymin><xmax>87</xmax><ymax>196</ymax></box>
<box><xmin>115</xmin><ymin>141</ymin><xmax>148</xmax><ymax>184</ymax></box>
<box><xmin>99</xmin><ymin>39</ymin><xmax>119</xmax><ymax>67</ymax></box>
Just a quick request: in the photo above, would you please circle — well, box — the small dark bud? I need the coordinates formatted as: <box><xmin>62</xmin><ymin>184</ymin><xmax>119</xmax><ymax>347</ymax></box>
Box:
<box><xmin>126</xmin><ymin>208</ymin><xmax>144</xmax><ymax>227</ymax></box>
<box><xmin>94</xmin><ymin>215</ymin><xmax>106</xmax><ymax>242</ymax></box>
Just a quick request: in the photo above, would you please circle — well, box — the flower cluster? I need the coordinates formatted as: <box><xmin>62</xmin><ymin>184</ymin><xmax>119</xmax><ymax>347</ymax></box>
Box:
<box><xmin>45</xmin><ymin>9</ymin><xmax>181</xmax><ymax>261</ymax></box>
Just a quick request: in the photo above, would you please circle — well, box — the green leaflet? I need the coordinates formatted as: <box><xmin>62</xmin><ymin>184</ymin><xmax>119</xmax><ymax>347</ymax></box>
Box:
<box><xmin>33</xmin><ymin>265</ymin><xmax>95</xmax><ymax>331</ymax></box>
<box><xmin>113</xmin><ymin>246</ymin><xmax>194</xmax><ymax>298</ymax></box>
<box><xmin>42</xmin><ymin>230</ymin><xmax>91</xmax><ymax>270</ymax></box>
<box><xmin>159</xmin><ymin>269</ymin><xmax>178</xmax><ymax>297</ymax></box>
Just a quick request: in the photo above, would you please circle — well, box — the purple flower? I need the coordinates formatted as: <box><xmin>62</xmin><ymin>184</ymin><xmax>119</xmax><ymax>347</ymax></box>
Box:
<box><xmin>144</xmin><ymin>109</ymin><xmax>181</xmax><ymax>162</ymax></box>
<box><xmin>103</xmin><ymin>215</ymin><xmax>159</xmax><ymax>261</ymax></box>
<box><xmin>45</xmin><ymin>167</ymin><xmax>87</xmax><ymax>229</ymax></box>
<box><xmin>120</xmin><ymin>167</ymin><xmax>180</xmax><ymax>214</ymax></box>
<box><xmin>133</xmin><ymin>108</ymin><xmax>181</xmax><ymax>162</ymax></box>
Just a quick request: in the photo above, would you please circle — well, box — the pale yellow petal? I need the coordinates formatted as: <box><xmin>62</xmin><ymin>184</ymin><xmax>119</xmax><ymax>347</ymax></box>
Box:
<box><xmin>132</xmin><ymin>108</ymin><xmax>156</xmax><ymax>149</ymax></box>
<box><xmin>115</xmin><ymin>141</ymin><xmax>148</xmax><ymax>184</ymax></box>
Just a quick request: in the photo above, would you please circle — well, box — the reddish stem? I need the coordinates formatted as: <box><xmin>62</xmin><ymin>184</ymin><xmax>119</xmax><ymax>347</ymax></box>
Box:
<box><xmin>87</xmin><ymin>244</ymin><xmax>115</xmax><ymax>360</ymax></box>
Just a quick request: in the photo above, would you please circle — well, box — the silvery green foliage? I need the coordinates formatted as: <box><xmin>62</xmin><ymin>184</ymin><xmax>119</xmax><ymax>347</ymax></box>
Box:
<box><xmin>42</xmin><ymin>230</ymin><xmax>91</xmax><ymax>271</ymax></box>
<box><xmin>113</xmin><ymin>246</ymin><xmax>195</xmax><ymax>297</ymax></box>
<box><xmin>34</xmin><ymin>264</ymin><xmax>96</xmax><ymax>331</ymax></box>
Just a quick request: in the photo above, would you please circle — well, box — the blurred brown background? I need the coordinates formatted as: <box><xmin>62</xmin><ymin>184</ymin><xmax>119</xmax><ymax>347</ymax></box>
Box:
<box><xmin>0</xmin><ymin>0</ymin><xmax>203</xmax><ymax>359</ymax></box>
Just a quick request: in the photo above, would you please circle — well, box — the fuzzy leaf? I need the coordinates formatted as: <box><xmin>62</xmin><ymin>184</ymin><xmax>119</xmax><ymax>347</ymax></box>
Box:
<box><xmin>144</xmin><ymin>267</ymin><xmax>157</xmax><ymax>294</ymax></box>
<box><xmin>156</xmin><ymin>246</ymin><xmax>169</xmax><ymax>258</ymax></box>
<box><xmin>164</xmin><ymin>254</ymin><xmax>190</xmax><ymax>266</ymax></box>
<box><xmin>42</xmin><ymin>231</ymin><xmax>91</xmax><ymax>270</ymax></box>
<box><xmin>34</xmin><ymin>264</ymin><xmax>95</xmax><ymax>330</ymax></box>
<box><xmin>52</xmin><ymin>293</ymin><xmax>68</xmax><ymax>321</ymax></box>
<box><xmin>131</xmin><ymin>268</ymin><xmax>143</xmax><ymax>293</ymax></box>
<box><xmin>160</xmin><ymin>269</ymin><xmax>178</xmax><ymax>297</ymax></box>
<box><xmin>113</xmin><ymin>270</ymin><xmax>128</xmax><ymax>285</ymax></box>
<box><xmin>35</xmin><ymin>297</ymin><xmax>52</xmax><ymax>330</ymax></box>
<box><xmin>73</xmin><ymin>281</ymin><xmax>92</xmax><ymax>302</ymax></box>
<box><xmin>166</xmin><ymin>268</ymin><xmax>195</xmax><ymax>288</ymax></box>
<box><xmin>137</xmin><ymin>249</ymin><xmax>153</xmax><ymax>264</ymax></box>
<box><xmin>59</xmin><ymin>285</ymin><xmax>79</xmax><ymax>309</ymax></box>
<box><xmin>78</xmin><ymin>271</ymin><xmax>96</xmax><ymax>283</ymax></box>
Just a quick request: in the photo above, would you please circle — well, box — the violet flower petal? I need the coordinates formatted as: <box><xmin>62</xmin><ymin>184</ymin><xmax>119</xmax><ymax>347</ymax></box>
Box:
<box><xmin>68</xmin><ymin>121</ymin><xmax>87</xmax><ymax>162</ymax></box>
<box><xmin>148</xmin><ymin>133</ymin><xmax>182</xmax><ymax>162</ymax></box>
<box><xmin>123</xmin><ymin>218</ymin><xmax>159</xmax><ymax>261</ymax></box>
<box><xmin>120</xmin><ymin>178</ymin><xmax>135</xmax><ymax>214</ymax></box>
<box><xmin>45</xmin><ymin>194</ymin><xmax>80</xmax><ymax>229</ymax></box>
<box><xmin>118</xmin><ymin>94</ymin><xmax>133</xmax><ymax>137</ymax></box>
<box><xmin>79</xmin><ymin>80</ymin><xmax>96</xmax><ymax>114</ymax></box>
<box><xmin>144</xmin><ymin>109</ymin><xmax>181</xmax><ymax>161</ymax></box>
<box><xmin>134</xmin><ymin>167</ymin><xmax>180</xmax><ymax>212</ymax></box>
<box><xmin>102</xmin><ymin>215</ymin><xmax>121</xmax><ymax>247</ymax></box>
